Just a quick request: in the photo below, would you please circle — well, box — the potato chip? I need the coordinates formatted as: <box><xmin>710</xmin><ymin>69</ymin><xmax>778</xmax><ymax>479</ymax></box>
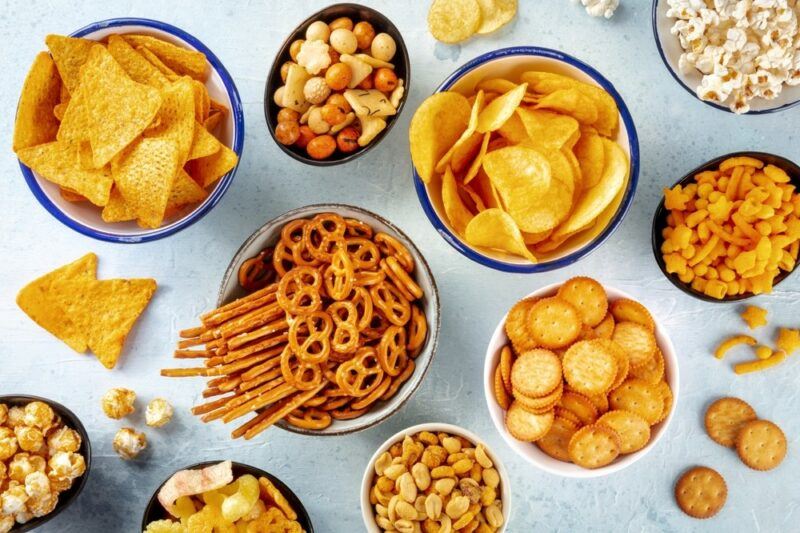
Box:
<box><xmin>450</xmin><ymin>132</ymin><xmax>484</xmax><ymax>175</ymax></box>
<box><xmin>476</xmin><ymin>83</ymin><xmax>527</xmax><ymax>133</ymax></box>
<box><xmin>496</xmin><ymin>111</ymin><xmax>528</xmax><ymax>144</ymax></box>
<box><xmin>522</xmin><ymin>229</ymin><xmax>552</xmax><ymax>245</ymax></box>
<box><xmin>45</xmin><ymin>34</ymin><xmax>95</xmax><ymax>93</ymax></box>
<box><xmin>145</xmin><ymin>77</ymin><xmax>196</xmax><ymax>164</ymax></box>
<box><xmin>463</xmin><ymin>132</ymin><xmax>491</xmax><ymax>184</ymax></box>
<box><xmin>483</xmin><ymin>145</ymin><xmax>550</xmax><ymax>206</ymax></box>
<box><xmin>515</xmin><ymin>108</ymin><xmax>579</xmax><ymax>150</ymax></box>
<box><xmin>190</xmin><ymin>143</ymin><xmax>239</xmax><ymax>188</ymax></box>
<box><xmin>123</xmin><ymin>34</ymin><xmax>207</xmax><ymax>80</ymax></box>
<box><xmin>188</xmin><ymin>123</ymin><xmax>222</xmax><ymax>161</ymax></box>
<box><xmin>476</xmin><ymin>78</ymin><xmax>518</xmax><ymax>95</ymax></box>
<box><xmin>473</xmin><ymin>168</ymin><xmax>503</xmax><ymax>209</ymax></box>
<box><xmin>436</xmin><ymin>90</ymin><xmax>484</xmax><ymax>173</ymax></box>
<box><xmin>17</xmin><ymin>141</ymin><xmax>113</xmax><ymax>206</ymax></box>
<box><xmin>573</xmin><ymin>129</ymin><xmax>605</xmax><ymax>189</ymax></box>
<box><xmin>112</xmin><ymin>137</ymin><xmax>181</xmax><ymax>229</ymax></box>
<box><xmin>101</xmin><ymin>187</ymin><xmax>138</xmax><ymax>223</ymax></box>
<box><xmin>427</xmin><ymin>0</ymin><xmax>481</xmax><ymax>44</ymax></box>
<box><xmin>554</xmin><ymin>138</ymin><xmax>627</xmax><ymax>238</ymax></box>
<box><xmin>459</xmin><ymin>183</ymin><xmax>486</xmax><ymax>212</ymax></box>
<box><xmin>106</xmin><ymin>34</ymin><xmax>169</xmax><ymax>88</ymax></box>
<box><xmin>16</xmin><ymin>253</ymin><xmax>97</xmax><ymax>353</ymax></box>
<box><xmin>464</xmin><ymin>208</ymin><xmax>537</xmax><ymax>262</ymax></box>
<box><xmin>536</xmin><ymin>88</ymin><xmax>598</xmax><ymax>125</ymax></box>
<box><xmin>410</xmin><ymin>92</ymin><xmax>471</xmax><ymax>183</ymax></box>
<box><xmin>58</xmin><ymin>45</ymin><xmax>162</xmax><ymax>168</ymax></box>
<box><xmin>476</xmin><ymin>0</ymin><xmax>518</xmax><ymax>34</ymax></box>
<box><xmin>442</xmin><ymin>165</ymin><xmax>474</xmax><ymax>233</ymax></box>
<box><xmin>13</xmin><ymin>52</ymin><xmax>61</xmax><ymax>151</ymax></box>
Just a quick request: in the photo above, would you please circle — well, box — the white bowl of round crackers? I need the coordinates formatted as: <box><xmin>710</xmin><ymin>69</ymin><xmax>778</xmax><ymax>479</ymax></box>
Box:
<box><xmin>483</xmin><ymin>279</ymin><xmax>679</xmax><ymax>478</ymax></box>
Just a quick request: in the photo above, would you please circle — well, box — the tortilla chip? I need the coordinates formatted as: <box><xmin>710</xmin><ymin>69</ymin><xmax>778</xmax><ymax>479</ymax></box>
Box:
<box><xmin>190</xmin><ymin>143</ymin><xmax>238</xmax><ymax>188</ymax></box>
<box><xmin>58</xmin><ymin>45</ymin><xmax>162</xmax><ymax>168</ymax></box>
<box><xmin>168</xmin><ymin>169</ymin><xmax>208</xmax><ymax>211</ymax></box>
<box><xmin>145</xmin><ymin>77</ymin><xmax>195</xmax><ymax>164</ymax></box>
<box><xmin>107</xmin><ymin>34</ymin><xmax>169</xmax><ymax>88</ymax></box>
<box><xmin>13</xmin><ymin>52</ymin><xmax>62</xmax><ymax>151</ymax></box>
<box><xmin>191</xmin><ymin>79</ymin><xmax>210</xmax><ymax>122</ymax></box>
<box><xmin>16</xmin><ymin>253</ymin><xmax>97</xmax><ymax>353</ymax></box>
<box><xmin>101</xmin><ymin>187</ymin><xmax>138</xmax><ymax>223</ymax></box>
<box><xmin>45</xmin><ymin>34</ymin><xmax>95</xmax><ymax>93</ymax></box>
<box><xmin>204</xmin><ymin>110</ymin><xmax>224</xmax><ymax>133</ymax></box>
<box><xmin>123</xmin><ymin>34</ymin><xmax>207</xmax><ymax>80</ymax></box>
<box><xmin>188</xmin><ymin>123</ymin><xmax>221</xmax><ymax>161</ymax></box>
<box><xmin>135</xmin><ymin>45</ymin><xmax>179</xmax><ymax>81</ymax></box>
<box><xmin>60</xmin><ymin>187</ymin><xmax>87</xmax><ymax>202</ymax></box>
<box><xmin>53</xmin><ymin>102</ymin><xmax>68</xmax><ymax>121</ymax></box>
<box><xmin>17</xmin><ymin>141</ymin><xmax>113</xmax><ymax>206</ymax></box>
<box><xmin>112</xmin><ymin>137</ymin><xmax>181</xmax><ymax>229</ymax></box>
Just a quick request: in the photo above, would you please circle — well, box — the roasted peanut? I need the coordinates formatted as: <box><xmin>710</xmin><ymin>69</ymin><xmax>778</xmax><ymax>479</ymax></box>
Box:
<box><xmin>411</xmin><ymin>462</ymin><xmax>431</xmax><ymax>491</ymax></box>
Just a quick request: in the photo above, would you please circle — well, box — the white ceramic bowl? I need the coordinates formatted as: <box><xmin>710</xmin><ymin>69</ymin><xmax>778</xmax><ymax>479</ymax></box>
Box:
<box><xmin>652</xmin><ymin>0</ymin><xmax>800</xmax><ymax>114</ymax></box>
<box><xmin>483</xmin><ymin>282</ymin><xmax>679</xmax><ymax>478</ymax></box>
<box><xmin>218</xmin><ymin>204</ymin><xmax>440</xmax><ymax>436</ymax></box>
<box><xmin>360</xmin><ymin>423</ymin><xmax>511</xmax><ymax>532</ymax></box>
<box><xmin>18</xmin><ymin>18</ymin><xmax>244</xmax><ymax>243</ymax></box>
<box><xmin>413</xmin><ymin>46</ymin><xmax>639</xmax><ymax>273</ymax></box>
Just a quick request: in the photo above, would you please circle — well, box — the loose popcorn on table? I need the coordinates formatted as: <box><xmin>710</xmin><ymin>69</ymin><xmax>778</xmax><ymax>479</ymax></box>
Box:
<box><xmin>101</xmin><ymin>387</ymin><xmax>136</xmax><ymax>419</ymax></box>
<box><xmin>113</xmin><ymin>427</ymin><xmax>147</xmax><ymax>460</ymax></box>
<box><xmin>667</xmin><ymin>0</ymin><xmax>800</xmax><ymax>113</ymax></box>
<box><xmin>574</xmin><ymin>0</ymin><xmax>620</xmax><ymax>19</ymax></box>
<box><xmin>145</xmin><ymin>398</ymin><xmax>173</xmax><ymax>428</ymax></box>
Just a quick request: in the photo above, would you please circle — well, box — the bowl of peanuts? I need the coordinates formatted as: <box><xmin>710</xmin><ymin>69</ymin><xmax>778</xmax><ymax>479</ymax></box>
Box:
<box><xmin>652</xmin><ymin>152</ymin><xmax>800</xmax><ymax>302</ymax></box>
<box><xmin>264</xmin><ymin>3</ymin><xmax>409</xmax><ymax>165</ymax></box>
<box><xmin>0</xmin><ymin>395</ymin><xmax>91</xmax><ymax>532</ymax></box>
<box><xmin>361</xmin><ymin>423</ymin><xmax>510</xmax><ymax>532</ymax></box>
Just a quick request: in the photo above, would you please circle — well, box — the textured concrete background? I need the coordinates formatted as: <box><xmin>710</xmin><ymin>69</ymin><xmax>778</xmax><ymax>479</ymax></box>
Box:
<box><xmin>2</xmin><ymin>1</ymin><xmax>799</xmax><ymax>531</ymax></box>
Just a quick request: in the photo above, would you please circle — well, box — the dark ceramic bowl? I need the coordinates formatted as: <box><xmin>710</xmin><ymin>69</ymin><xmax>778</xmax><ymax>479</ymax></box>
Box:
<box><xmin>652</xmin><ymin>151</ymin><xmax>800</xmax><ymax>302</ymax></box>
<box><xmin>141</xmin><ymin>461</ymin><xmax>313</xmax><ymax>532</ymax></box>
<box><xmin>264</xmin><ymin>3</ymin><xmax>410</xmax><ymax>166</ymax></box>
<box><xmin>0</xmin><ymin>395</ymin><xmax>91</xmax><ymax>533</ymax></box>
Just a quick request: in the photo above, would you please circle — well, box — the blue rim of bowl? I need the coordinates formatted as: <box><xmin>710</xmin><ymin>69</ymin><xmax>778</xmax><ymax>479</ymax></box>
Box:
<box><xmin>650</xmin><ymin>0</ymin><xmax>800</xmax><ymax>115</ymax></box>
<box><xmin>18</xmin><ymin>17</ymin><xmax>245</xmax><ymax>243</ymax></box>
<box><xmin>412</xmin><ymin>46</ymin><xmax>640</xmax><ymax>273</ymax></box>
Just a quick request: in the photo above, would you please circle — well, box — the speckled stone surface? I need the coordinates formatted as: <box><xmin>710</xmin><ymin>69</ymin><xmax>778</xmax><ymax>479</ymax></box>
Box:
<box><xmin>2</xmin><ymin>1</ymin><xmax>799</xmax><ymax>532</ymax></box>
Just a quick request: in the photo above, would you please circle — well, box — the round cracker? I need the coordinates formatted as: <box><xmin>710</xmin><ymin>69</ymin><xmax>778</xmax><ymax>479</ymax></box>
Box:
<box><xmin>554</xmin><ymin>406</ymin><xmax>582</xmax><ymax>427</ymax></box>
<box><xmin>558</xmin><ymin>391</ymin><xmax>598</xmax><ymax>426</ymax></box>
<box><xmin>493</xmin><ymin>364</ymin><xmax>512</xmax><ymax>410</ymax></box>
<box><xmin>427</xmin><ymin>0</ymin><xmax>481</xmax><ymax>44</ymax></box>
<box><xmin>629</xmin><ymin>347</ymin><xmax>665</xmax><ymax>384</ymax></box>
<box><xmin>704</xmin><ymin>397</ymin><xmax>757</xmax><ymax>448</ymax></box>
<box><xmin>612</xmin><ymin>321</ymin><xmax>656</xmax><ymax>369</ymax></box>
<box><xmin>562</xmin><ymin>339</ymin><xmax>617</xmax><ymax>396</ymax></box>
<box><xmin>602</xmin><ymin>339</ymin><xmax>629</xmax><ymax>390</ymax></box>
<box><xmin>510</xmin><ymin>349</ymin><xmax>562</xmax><ymax>398</ymax></box>
<box><xmin>735</xmin><ymin>419</ymin><xmax>787</xmax><ymax>471</ymax></box>
<box><xmin>653</xmin><ymin>380</ymin><xmax>673</xmax><ymax>425</ymax></box>
<box><xmin>557</xmin><ymin>276</ymin><xmax>608</xmax><ymax>327</ymax></box>
<box><xmin>528</xmin><ymin>297</ymin><xmax>582</xmax><ymax>349</ymax></box>
<box><xmin>499</xmin><ymin>345</ymin><xmax>514</xmax><ymax>393</ymax></box>
<box><xmin>597</xmin><ymin>409</ymin><xmax>651</xmax><ymax>454</ymax></box>
<box><xmin>567</xmin><ymin>424</ymin><xmax>620</xmax><ymax>469</ymax></box>
<box><xmin>609</xmin><ymin>298</ymin><xmax>655</xmax><ymax>331</ymax></box>
<box><xmin>514</xmin><ymin>381</ymin><xmax>563</xmax><ymax>413</ymax></box>
<box><xmin>504</xmin><ymin>297</ymin><xmax>538</xmax><ymax>353</ymax></box>
<box><xmin>608</xmin><ymin>379</ymin><xmax>663</xmax><ymax>425</ymax></box>
<box><xmin>536</xmin><ymin>416</ymin><xmax>578</xmax><ymax>462</ymax></box>
<box><xmin>593</xmin><ymin>312</ymin><xmax>615</xmax><ymax>339</ymax></box>
<box><xmin>505</xmin><ymin>401</ymin><xmax>554</xmax><ymax>442</ymax></box>
<box><xmin>675</xmin><ymin>466</ymin><xmax>727</xmax><ymax>519</ymax></box>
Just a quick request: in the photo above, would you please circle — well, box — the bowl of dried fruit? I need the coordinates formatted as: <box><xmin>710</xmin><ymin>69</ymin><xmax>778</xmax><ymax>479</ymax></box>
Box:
<box><xmin>483</xmin><ymin>278</ymin><xmax>679</xmax><ymax>478</ymax></box>
<box><xmin>264</xmin><ymin>3</ymin><xmax>409</xmax><ymax>165</ymax></box>
<box><xmin>0</xmin><ymin>395</ymin><xmax>91</xmax><ymax>532</ymax></box>
<box><xmin>360</xmin><ymin>423</ymin><xmax>511</xmax><ymax>532</ymax></box>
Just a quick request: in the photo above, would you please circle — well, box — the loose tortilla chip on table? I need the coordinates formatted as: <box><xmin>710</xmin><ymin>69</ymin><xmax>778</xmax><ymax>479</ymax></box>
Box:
<box><xmin>13</xmin><ymin>52</ymin><xmax>62</xmax><ymax>151</ymax></box>
<box><xmin>45</xmin><ymin>34</ymin><xmax>95</xmax><ymax>93</ymax></box>
<box><xmin>106</xmin><ymin>34</ymin><xmax>169</xmax><ymax>88</ymax></box>
<box><xmin>16</xmin><ymin>253</ymin><xmax>97</xmax><ymax>353</ymax></box>
<box><xmin>123</xmin><ymin>34</ymin><xmax>208</xmax><ymax>81</ymax></box>
<box><xmin>16</xmin><ymin>141</ymin><xmax>113</xmax><ymax>206</ymax></box>
<box><xmin>190</xmin><ymin>143</ymin><xmax>238</xmax><ymax>188</ymax></box>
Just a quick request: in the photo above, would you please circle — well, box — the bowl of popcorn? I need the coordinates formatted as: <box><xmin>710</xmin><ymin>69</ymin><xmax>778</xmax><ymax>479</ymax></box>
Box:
<box><xmin>0</xmin><ymin>395</ymin><xmax>90</xmax><ymax>532</ymax></box>
<box><xmin>360</xmin><ymin>423</ymin><xmax>510</xmax><ymax>532</ymax></box>
<box><xmin>265</xmin><ymin>3</ymin><xmax>409</xmax><ymax>165</ymax></box>
<box><xmin>652</xmin><ymin>152</ymin><xmax>800</xmax><ymax>301</ymax></box>
<box><xmin>141</xmin><ymin>460</ymin><xmax>313</xmax><ymax>532</ymax></box>
<box><xmin>653</xmin><ymin>0</ymin><xmax>800</xmax><ymax>114</ymax></box>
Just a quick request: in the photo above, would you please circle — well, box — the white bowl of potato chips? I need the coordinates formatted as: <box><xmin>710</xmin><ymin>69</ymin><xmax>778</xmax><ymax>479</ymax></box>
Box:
<box><xmin>14</xmin><ymin>18</ymin><xmax>243</xmax><ymax>243</ymax></box>
<box><xmin>483</xmin><ymin>279</ymin><xmax>679</xmax><ymax>478</ymax></box>
<box><xmin>410</xmin><ymin>47</ymin><xmax>639</xmax><ymax>272</ymax></box>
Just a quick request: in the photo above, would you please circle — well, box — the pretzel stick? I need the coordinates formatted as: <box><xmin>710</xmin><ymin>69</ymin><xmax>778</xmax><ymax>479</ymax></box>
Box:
<box><xmin>222</xmin><ymin>382</ymin><xmax>297</xmax><ymax>423</ymax></box>
<box><xmin>201</xmin><ymin>377</ymin><xmax>287</xmax><ymax>423</ymax></box>
<box><xmin>240</xmin><ymin>352</ymin><xmax>284</xmax><ymax>381</ymax></box>
<box><xmin>177</xmin><ymin>336</ymin><xmax>205</xmax><ymax>349</ymax></box>
<box><xmin>205</xmin><ymin>356</ymin><xmax>226</xmax><ymax>368</ymax></box>
<box><xmin>227</xmin><ymin>318</ymin><xmax>289</xmax><ymax>350</ymax></box>
<box><xmin>217</xmin><ymin>376</ymin><xmax>242</xmax><ymax>393</ymax></box>
<box><xmin>217</xmin><ymin>303</ymin><xmax>283</xmax><ymax>338</ymax></box>
<box><xmin>179</xmin><ymin>326</ymin><xmax>206</xmax><ymax>338</ymax></box>
<box><xmin>238</xmin><ymin>366</ymin><xmax>283</xmax><ymax>392</ymax></box>
<box><xmin>191</xmin><ymin>395</ymin><xmax>237</xmax><ymax>416</ymax></box>
<box><xmin>223</xmin><ymin>333</ymin><xmax>288</xmax><ymax>363</ymax></box>
<box><xmin>200</xmin><ymin>283</ymin><xmax>277</xmax><ymax>321</ymax></box>
<box><xmin>161</xmin><ymin>367</ymin><xmax>210</xmax><ymax>377</ymax></box>
<box><xmin>174</xmin><ymin>349</ymin><xmax>213</xmax><ymax>358</ymax></box>
<box><xmin>202</xmin><ymin>387</ymin><xmax>223</xmax><ymax>398</ymax></box>
<box><xmin>243</xmin><ymin>384</ymin><xmax>326</xmax><ymax>440</ymax></box>
<box><xmin>201</xmin><ymin>286</ymin><xmax>278</xmax><ymax>327</ymax></box>
<box><xmin>230</xmin><ymin>404</ymin><xmax>281</xmax><ymax>440</ymax></box>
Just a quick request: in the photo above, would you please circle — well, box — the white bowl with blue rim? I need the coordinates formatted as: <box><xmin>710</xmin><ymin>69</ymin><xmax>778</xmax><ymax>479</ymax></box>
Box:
<box><xmin>17</xmin><ymin>18</ymin><xmax>244</xmax><ymax>243</ymax></box>
<box><xmin>652</xmin><ymin>0</ymin><xmax>800</xmax><ymax>114</ymax></box>
<box><xmin>412</xmin><ymin>46</ymin><xmax>639</xmax><ymax>273</ymax></box>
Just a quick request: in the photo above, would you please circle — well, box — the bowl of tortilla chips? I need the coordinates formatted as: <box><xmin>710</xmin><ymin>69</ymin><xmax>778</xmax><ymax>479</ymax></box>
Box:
<box><xmin>12</xmin><ymin>18</ymin><xmax>244</xmax><ymax>243</ymax></box>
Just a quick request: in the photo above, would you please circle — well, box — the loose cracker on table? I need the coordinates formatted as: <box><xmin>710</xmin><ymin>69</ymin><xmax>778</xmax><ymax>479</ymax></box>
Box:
<box><xmin>704</xmin><ymin>397</ymin><xmax>757</xmax><ymax>448</ymax></box>
<box><xmin>675</xmin><ymin>466</ymin><xmax>727</xmax><ymax>519</ymax></box>
<box><xmin>735</xmin><ymin>419</ymin><xmax>787</xmax><ymax>471</ymax></box>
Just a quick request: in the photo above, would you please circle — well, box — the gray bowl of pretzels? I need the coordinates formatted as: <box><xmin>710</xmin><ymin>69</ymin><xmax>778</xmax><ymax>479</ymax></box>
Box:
<box><xmin>162</xmin><ymin>204</ymin><xmax>440</xmax><ymax>438</ymax></box>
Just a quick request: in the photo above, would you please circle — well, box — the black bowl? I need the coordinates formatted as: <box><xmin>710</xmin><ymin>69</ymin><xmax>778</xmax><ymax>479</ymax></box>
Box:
<box><xmin>264</xmin><ymin>3</ymin><xmax>410</xmax><ymax>166</ymax></box>
<box><xmin>141</xmin><ymin>461</ymin><xmax>314</xmax><ymax>532</ymax></box>
<box><xmin>651</xmin><ymin>151</ymin><xmax>800</xmax><ymax>302</ymax></box>
<box><xmin>0</xmin><ymin>395</ymin><xmax>91</xmax><ymax>533</ymax></box>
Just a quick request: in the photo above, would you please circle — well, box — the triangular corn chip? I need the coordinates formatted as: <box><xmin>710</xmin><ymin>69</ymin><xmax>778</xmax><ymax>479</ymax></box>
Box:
<box><xmin>45</xmin><ymin>34</ymin><xmax>95</xmax><ymax>93</ymax></box>
<box><xmin>190</xmin><ymin>143</ymin><xmax>238</xmax><ymax>188</ymax></box>
<box><xmin>123</xmin><ymin>34</ymin><xmax>207</xmax><ymax>80</ymax></box>
<box><xmin>13</xmin><ymin>52</ymin><xmax>61</xmax><ymax>151</ymax></box>
<box><xmin>168</xmin><ymin>169</ymin><xmax>208</xmax><ymax>211</ymax></box>
<box><xmin>188</xmin><ymin>123</ymin><xmax>222</xmax><ymax>161</ymax></box>
<box><xmin>107</xmin><ymin>34</ymin><xmax>169</xmax><ymax>88</ymax></box>
<box><xmin>101</xmin><ymin>187</ymin><xmax>138</xmax><ymax>223</ymax></box>
<box><xmin>145</xmin><ymin>77</ymin><xmax>196</xmax><ymax>164</ymax></box>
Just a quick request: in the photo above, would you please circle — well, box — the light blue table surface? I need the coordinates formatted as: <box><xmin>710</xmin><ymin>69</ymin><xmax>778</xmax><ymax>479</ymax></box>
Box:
<box><xmin>2</xmin><ymin>1</ymin><xmax>799</xmax><ymax>532</ymax></box>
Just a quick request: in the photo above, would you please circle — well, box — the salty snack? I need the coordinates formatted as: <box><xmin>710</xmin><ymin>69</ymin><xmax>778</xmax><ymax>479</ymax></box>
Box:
<box><xmin>575</xmin><ymin>0</ymin><xmax>619</xmax><ymax>19</ymax></box>
<box><xmin>113</xmin><ymin>427</ymin><xmax>147</xmax><ymax>460</ymax></box>
<box><xmin>367</xmin><ymin>431</ymin><xmax>504</xmax><ymax>532</ymax></box>
<box><xmin>741</xmin><ymin>305</ymin><xmax>768</xmax><ymax>329</ymax></box>
<box><xmin>666</xmin><ymin>1</ymin><xmax>800</xmax><ymax>113</ymax></box>
<box><xmin>13</xmin><ymin>33</ymin><xmax>237</xmax><ymax>228</ymax></box>
<box><xmin>491</xmin><ymin>277</ymin><xmax>672</xmax><ymax>469</ymax></box>
<box><xmin>162</xmin><ymin>213</ymin><xmax>429</xmax><ymax>439</ymax></box>
<box><xmin>145</xmin><ymin>461</ymin><xmax>305</xmax><ymax>532</ymax></box>
<box><xmin>16</xmin><ymin>253</ymin><xmax>156</xmax><ymax>369</ymax></box>
<box><xmin>101</xmin><ymin>388</ymin><xmax>136</xmax><ymax>419</ymax></box>
<box><xmin>674</xmin><ymin>466</ymin><xmax>727</xmax><ymax>519</ymax></box>
<box><xmin>660</xmin><ymin>156</ymin><xmax>800</xmax><ymax>299</ymax></box>
<box><xmin>410</xmin><ymin>70</ymin><xmax>629</xmax><ymax>263</ymax></box>
<box><xmin>427</xmin><ymin>0</ymin><xmax>518</xmax><ymax>43</ymax></box>
<box><xmin>0</xmin><ymin>400</ymin><xmax>86</xmax><ymax>528</ymax></box>
<box><xmin>776</xmin><ymin>327</ymin><xmax>800</xmax><ymax>355</ymax></box>
<box><xmin>145</xmin><ymin>398</ymin><xmax>174</xmax><ymax>428</ymax></box>
<box><xmin>735</xmin><ymin>419</ymin><xmax>787</xmax><ymax>471</ymax></box>
<box><xmin>704</xmin><ymin>397</ymin><xmax>757</xmax><ymax>448</ymax></box>
<box><xmin>272</xmin><ymin>15</ymin><xmax>405</xmax><ymax>160</ymax></box>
